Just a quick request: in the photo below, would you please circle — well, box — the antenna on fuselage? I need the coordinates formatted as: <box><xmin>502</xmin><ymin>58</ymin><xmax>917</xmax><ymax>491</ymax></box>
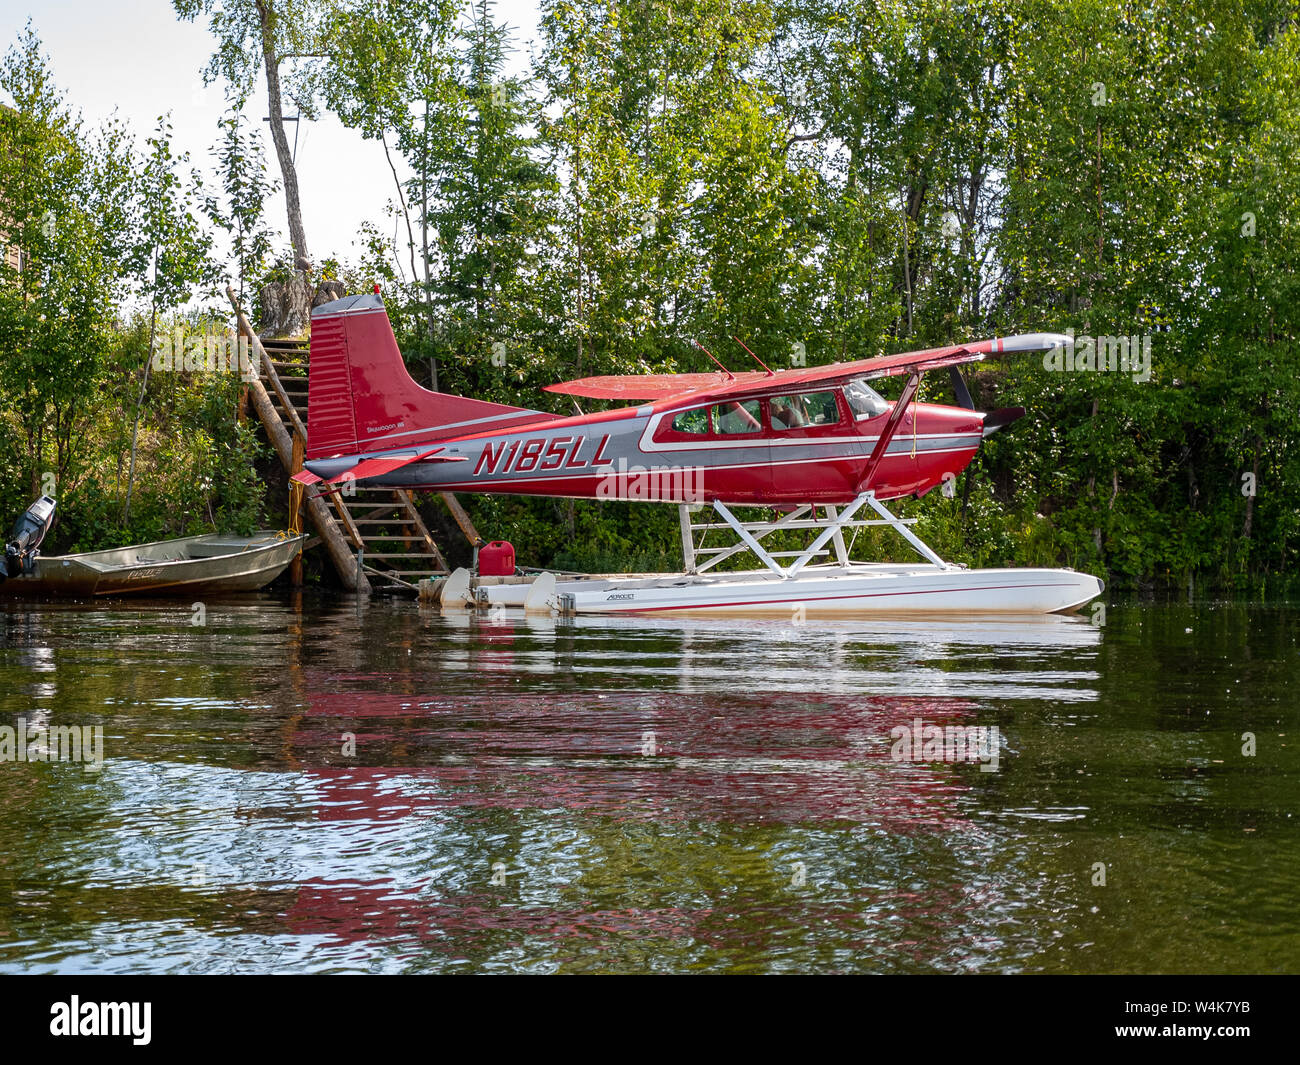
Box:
<box><xmin>691</xmin><ymin>339</ymin><xmax>734</xmax><ymax>380</ymax></box>
<box><xmin>732</xmin><ymin>336</ymin><xmax>774</xmax><ymax>376</ymax></box>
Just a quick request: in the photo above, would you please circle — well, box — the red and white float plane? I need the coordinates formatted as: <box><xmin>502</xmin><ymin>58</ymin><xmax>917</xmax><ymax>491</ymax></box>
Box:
<box><xmin>291</xmin><ymin>293</ymin><xmax>1103</xmax><ymax>615</ymax></box>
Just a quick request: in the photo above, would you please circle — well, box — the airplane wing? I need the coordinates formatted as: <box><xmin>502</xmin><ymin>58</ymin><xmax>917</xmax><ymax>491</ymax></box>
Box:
<box><xmin>841</xmin><ymin>336</ymin><xmax>1067</xmax><ymax>493</ymax></box>
<box><xmin>542</xmin><ymin>371</ymin><xmax>770</xmax><ymax>401</ymax></box>
<box><xmin>291</xmin><ymin>446</ymin><xmax>467</xmax><ymax>487</ymax></box>
<box><xmin>542</xmin><ymin>334</ymin><xmax>1070</xmax><ymax>404</ymax></box>
<box><xmin>709</xmin><ymin>333</ymin><xmax>1071</xmax><ymax>401</ymax></box>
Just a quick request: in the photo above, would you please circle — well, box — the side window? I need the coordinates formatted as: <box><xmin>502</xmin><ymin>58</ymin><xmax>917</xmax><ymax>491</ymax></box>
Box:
<box><xmin>844</xmin><ymin>380</ymin><xmax>890</xmax><ymax>420</ymax></box>
<box><xmin>671</xmin><ymin>406</ymin><xmax>711</xmax><ymax>434</ymax></box>
<box><xmin>770</xmin><ymin>391</ymin><xmax>841</xmax><ymax>430</ymax></box>
<box><xmin>712</xmin><ymin>399</ymin><xmax>762</xmax><ymax>434</ymax></box>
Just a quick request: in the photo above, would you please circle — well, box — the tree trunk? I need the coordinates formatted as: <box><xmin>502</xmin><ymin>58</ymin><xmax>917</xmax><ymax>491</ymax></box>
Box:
<box><xmin>256</xmin><ymin>0</ymin><xmax>309</xmax><ymax>266</ymax></box>
<box><xmin>123</xmin><ymin>283</ymin><xmax>159</xmax><ymax>524</ymax></box>
<box><xmin>1089</xmin><ymin>398</ymin><xmax>1100</xmax><ymax>553</ymax></box>
<box><xmin>422</xmin><ymin>97</ymin><xmax>438</xmax><ymax>391</ymax></box>
<box><xmin>1243</xmin><ymin>438</ymin><xmax>1259</xmax><ymax>540</ymax></box>
<box><xmin>900</xmin><ymin>194</ymin><xmax>913</xmax><ymax>337</ymax></box>
<box><xmin>575</xmin><ymin>131</ymin><xmax>584</xmax><ymax>376</ymax></box>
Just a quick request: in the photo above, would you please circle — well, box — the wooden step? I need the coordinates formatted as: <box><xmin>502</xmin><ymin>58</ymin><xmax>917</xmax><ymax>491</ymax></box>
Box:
<box><xmin>342</xmin><ymin>505</ymin><xmax>411</xmax><ymax>519</ymax></box>
<box><xmin>247</xmin><ymin>337</ymin><xmax>453</xmax><ymax>589</ymax></box>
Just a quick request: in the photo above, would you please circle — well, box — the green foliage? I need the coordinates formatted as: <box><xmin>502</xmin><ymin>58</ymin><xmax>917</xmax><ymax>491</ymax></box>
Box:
<box><xmin>122</xmin><ymin>115</ymin><xmax>214</xmax><ymax>522</ymax></box>
<box><xmin>52</xmin><ymin>316</ymin><xmax>269</xmax><ymax>552</ymax></box>
<box><xmin>204</xmin><ymin>108</ymin><xmax>279</xmax><ymax>305</ymax></box>
<box><xmin>171</xmin><ymin>0</ymin><xmax>329</xmax><ymax>110</ymax></box>
<box><xmin>320</xmin><ymin>0</ymin><xmax>1300</xmax><ymax>585</ymax></box>
<box><xmin>8</xmin><ymin>4</ymin><xmax>1300</xmax><ymax>586</ymax></box>
<box><xmin>0</xmin><ymin>27</ymin><xmax>137</xmax><ymax>504</ymax></box>
<box><xmin>0</xmin><ymin>31</ymin><xmax>270</xmax><ymax>552</ymax></box>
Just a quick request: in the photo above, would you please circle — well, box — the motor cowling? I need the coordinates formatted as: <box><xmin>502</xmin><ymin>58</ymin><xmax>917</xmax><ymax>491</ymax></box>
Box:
<box><xmin>3</xmin><ymin>495</ymin><xmax>56</xmax><ymax>580</ymax></box>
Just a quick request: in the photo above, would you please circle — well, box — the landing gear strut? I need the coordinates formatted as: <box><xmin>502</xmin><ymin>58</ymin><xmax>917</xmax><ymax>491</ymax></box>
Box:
<box><xmin>678</xmin><ymin>492</ymin><xmax>954</xmax><ymax>579</ymax></box>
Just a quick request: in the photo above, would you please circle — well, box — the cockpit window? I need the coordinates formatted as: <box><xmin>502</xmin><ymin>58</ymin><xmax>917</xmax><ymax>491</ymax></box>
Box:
<box><xmin>712</xmin><ymin>399</ymin><xmax>762</xmax><ymax>434</ymax></box>
<box><xmin>844</xmin><ymin>379</ymin><xmax>890</xmax><ymax>420</ymax></box>
<box><xmin>671</xmin><ymin>406</ymin><xmax>711</xmax><ymax>434</ymax></box>
<box><xmin>770</xmin><ymin>391</ymin><xmax>840</xmax><ymax>430</ymax></box>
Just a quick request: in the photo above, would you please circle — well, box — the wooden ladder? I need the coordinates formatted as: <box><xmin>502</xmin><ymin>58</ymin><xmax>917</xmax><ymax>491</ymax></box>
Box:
<box><xmin>257</xmin><ymin>337</ymin><xmax>454</xmax><ymax>592</ymax></box>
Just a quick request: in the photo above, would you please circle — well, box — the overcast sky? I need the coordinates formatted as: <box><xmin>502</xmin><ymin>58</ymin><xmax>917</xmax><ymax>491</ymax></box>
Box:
<box><xmin>0</xmin><ymin>0</ymin><xmax>542</xmax><ymax>281</ymax></box>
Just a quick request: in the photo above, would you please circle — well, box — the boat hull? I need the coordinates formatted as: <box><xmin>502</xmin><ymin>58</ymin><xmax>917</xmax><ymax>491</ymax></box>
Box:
<box><xmin>475</xmin><ymin>564</ymin><xmax>1104</xmax><ymax>616</ymax></box>
<box><xmin>0</xmin><ymin>532</ymin><xmax>307</xmax><ymax>598</ymax></box>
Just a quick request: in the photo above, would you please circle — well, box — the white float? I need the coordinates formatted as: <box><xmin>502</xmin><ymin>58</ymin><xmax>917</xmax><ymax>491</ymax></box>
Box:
<box><xmin>467</xmin><ymin>492</ymin><xmax>1104</xmax><ymax>617</ymax></box>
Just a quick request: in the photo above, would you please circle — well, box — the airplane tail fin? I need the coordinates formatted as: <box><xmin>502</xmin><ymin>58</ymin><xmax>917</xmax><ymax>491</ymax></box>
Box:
<box><xmin>306</xmin><ymin>293</ymin><xmax>554</xmax><ymax>460</ymax></box>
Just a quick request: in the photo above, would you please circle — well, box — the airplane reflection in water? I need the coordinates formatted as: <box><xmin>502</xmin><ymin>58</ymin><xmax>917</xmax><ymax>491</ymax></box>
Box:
<box><xmin>280</xmin><ymin>688</ymin><xmax>1041</xmax><ymax>954</ymax></box>
<box><xmin>421</xmin><ymin>610</ymin><xmax>1103</xmax><ymax>700</ymax></box>
<box><xmin>240</xmin><ymin>603</ymin><xmax>1099</xmax><ymax>960</ymax></box>
<box><xmin>295</xmin><ymin>690</ymin><xmax>998</xmax><ymax>828</ymax></box>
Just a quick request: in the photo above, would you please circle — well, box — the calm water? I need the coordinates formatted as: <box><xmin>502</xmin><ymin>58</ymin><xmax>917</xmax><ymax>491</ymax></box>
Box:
<box><xmin>0</xmin><ymin>593</ymin><xmax>1296</xmax><ymax>974</ymax></box>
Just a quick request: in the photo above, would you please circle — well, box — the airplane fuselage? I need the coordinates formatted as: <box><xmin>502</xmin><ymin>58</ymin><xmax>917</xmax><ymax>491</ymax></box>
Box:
<box><xmin>296</xmin><ymin>294</ymin><xmax>1044</xmax><ymax>506</ymax></box>
<box><xmin>304</xmin><ymin>390</ymin><xmax>985</xmax><ymax>505</ymax></box>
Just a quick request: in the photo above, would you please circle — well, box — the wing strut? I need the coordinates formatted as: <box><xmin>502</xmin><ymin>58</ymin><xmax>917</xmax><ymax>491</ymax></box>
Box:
<box><xmin>855</xmin><ymin>371</ymin><xmax>922</xmax><ymax>494</ymax></box>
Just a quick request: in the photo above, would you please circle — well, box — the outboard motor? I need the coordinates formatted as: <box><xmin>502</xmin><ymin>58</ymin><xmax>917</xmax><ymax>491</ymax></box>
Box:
<box><xmin>2</xmin><ymin>495</ymin><xmax>56</xmax><ymax>580</ymax></box>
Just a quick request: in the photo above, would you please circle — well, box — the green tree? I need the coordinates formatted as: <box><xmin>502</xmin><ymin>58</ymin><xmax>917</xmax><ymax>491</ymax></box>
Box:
<box><xmin>429</xmin><ymin>0</ymin><xmax>558</xmax><ymax>387</ymax></box>
<box><xmin>123</xmin><ymin>116</ymin><xmax>213</xmax><ymax>522</ymax></box>
<box><xmin>173</xmin><ymin>0</ymin><xmax>333</xmax><ymax>267</ymax></box>
<box><xmin>324</xmin><ymin>0</ymin><xmax>461</xmax><ymax>387</ymax></box>
<box><xmin>538</xmin><ymin>0</ymin><xmax>814</xmax><ymax>376</ymax></box>
<box><xmin>0</xmin><ymin>27</ymin><xmax>136</xmax><ymax>505</ymax></box>
<box><xmin>204</xmin><ymin>108</ymin><xmax>280</xmax><ymax>306</ymax></box>
<box><xmin>996</xmin><ymin>0</ymin><xmax>1300</xmax><ymax>580</ymax></box>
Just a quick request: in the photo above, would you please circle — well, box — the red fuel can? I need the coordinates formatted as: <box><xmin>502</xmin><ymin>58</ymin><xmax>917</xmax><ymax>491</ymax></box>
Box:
<box><xmin>478</xmin><ymin>540</ymin><xmax>516</xmax><ymax>576</ymax></box>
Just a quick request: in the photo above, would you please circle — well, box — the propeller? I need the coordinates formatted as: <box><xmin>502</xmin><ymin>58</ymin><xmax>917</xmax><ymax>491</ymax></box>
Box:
<box><xmin>949</xmin><ymin>365</ymin><xmax>974</xmax><ymax>410</ymax></box>
<box><xmin>981</xmin><ymin>406</ymin><xmax>1025</xmax><ymax>436</ymax></box>
<box><xmin>949</xmin><ymin>365</ymin><xmax>1023</xmax><ymax>436</ymax></box>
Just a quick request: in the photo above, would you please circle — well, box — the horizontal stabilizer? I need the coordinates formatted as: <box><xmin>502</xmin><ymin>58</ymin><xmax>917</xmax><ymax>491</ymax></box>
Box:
<box><xmin>292</xmin><ymin>447</ymin><xmax>466</xmax><ymax>488</ymax></box>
